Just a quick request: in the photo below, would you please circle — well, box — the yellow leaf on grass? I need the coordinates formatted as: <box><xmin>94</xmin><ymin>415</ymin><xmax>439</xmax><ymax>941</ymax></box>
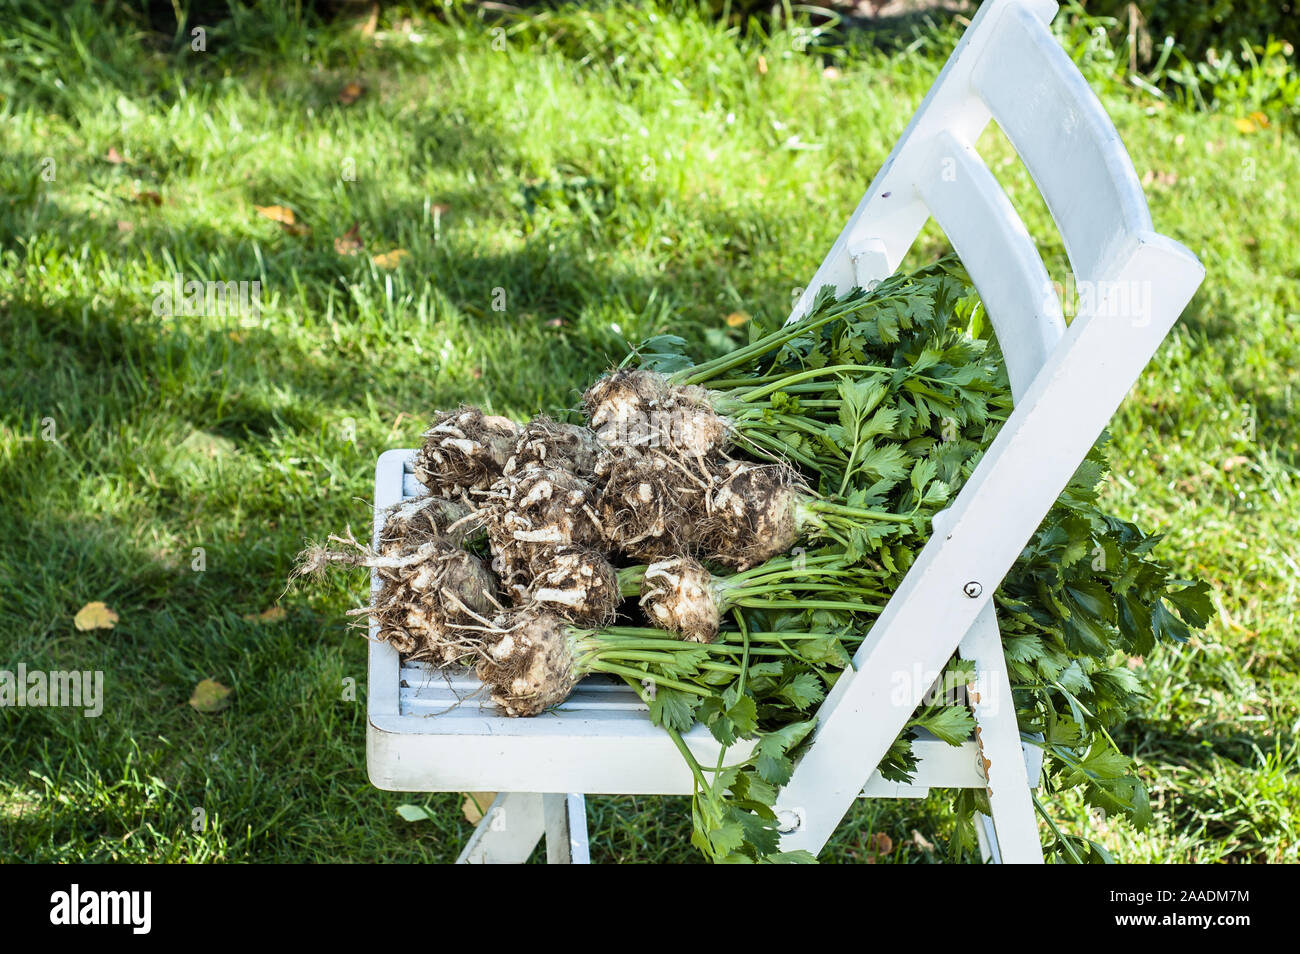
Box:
<box><xmin>725</xmin><ymin>311</ymin><xmax>751</xmax><ymax>328</ymax></box>
<box><xmin>372</xmin><ymin>248</ymin><xmax>409</xmax><ymax>269</ymax></box>
<box><xmin>255</xmin><ymin>204</ymin><xmax>297</xmax><ymax>225</ymax></box>
<box><xmin>189</xmin><ymin>679</ymin><xmax>232</xmax><ymax>713</ymax></box>
<box><xmin>354</xmin><ymin>3</ymin><xmax>378</xmax><ymax>38</ymax></box>
<box><xmin>461</xmin><ymin>792</ymin><xmax>497</xmax><ymax>824</ymax></box>
<box><xmin>255</xmin><ymin>205</ymin><xmax>310</xmax><ymax>236</ymax></box>
<box><xmin>1232</xmin><ymin>117</ymin><xmax>1260</xmax><ymax>134</ymax></box>
<box><xmin>1248</xmin><ymin>111</ymin><xmax>1270</xmax><ymax>128</ymax></box>
<box><xmin>244</xmin><ymin>606</ymin><xmax>287</xmax><ymax>623</ymax></box>
<box><xmin>74</xmin><ymin>601</ymin><xmax>119</xmax><ymax>631</ymax></box>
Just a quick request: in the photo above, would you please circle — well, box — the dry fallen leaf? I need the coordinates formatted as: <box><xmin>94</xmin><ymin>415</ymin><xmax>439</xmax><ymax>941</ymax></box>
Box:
<box><xmin>757</xmin><ymin>54</ymin><xmax>768</xmax><ymax>75</ymax></box>
<box><xmin>105</xmin><ymin>147</ymin><xmax>125</xmax><ymax>165</ymax></box>
<box><xmin>726</xmin><ymin>311</ymin><xmax>751</xmax><ymax>328</ymax></box>
<box><xmin>74</xmin><ymin>601</ymin><xmax>119</xmax><ymax>631</ymax></box>
<box><xmin>911</xmin><ymin>829</ymin><xmax>936</xmax><ymax>853</ymax></box>
<box><xmin>461</xmin><ymin>792</ymin><xmax>497</xmax><ymax>824</ymax></box>
<box><xmin>1248</xmin><ymin>110</ymin><xmax>1270</xmax><ymax>128</ymax></box>
<box><xmin>255</xmin><ymin>204</ymin><xmax>296</xmax><ymax>225</ymax></box>
<box><xmin>338</xmin><ymin>81</ymin><xmax>365</xmax><ymax>106</ymax></box>
<box><xmin>334</xmin><ymin>222</ymin><xmax>363</xmax><ymax>256</ymax></box>
<box><xmin>255</xmin><ymin>204</ymin><xmax>310</xmax><ymax>236</ymax></box>
<box><xmin>244</xmin><ymin>606</ymin><xmax>287</xmax><ymax>623</ymax></box>
<box><xmin>1233</xmin><ymin>117</ymin><xmax>1258</xmax><ymax>134</ymax></box>
<box><xmin>372</xmin><ymin>248</ymin><xmax>409</xmax><ymax>269</ymax></box>
<box><xmin>116</xmin><ymin>220</ymin><xmax>134</xmax><ymax>233</ymax></box>
<box><xmin>430</xmin><ymin>203</ymin><xmax>451</xmax><ymax>217</ymax></box>
<box><xmin>1222</xmin><ymin>455</ymin><xmax>1252</xmax><ymax>471</ymax></box>
<box><xmin>354</xmin><ymin>3</ymin><xmax>378</xmax><ymax>38</ymax></box>
<box><xmin>134</xmin><ymin>190</ymin><xmax>162</xmax><ymax>206</ymax></box>
<box><xmin>189</xmin><ymin>678</ymin><xmax>232</xmax><ymax>713</ymax></box>
<box><xmin>873</xmin><ymin>831</ymin><xmax>894</xmax><ymax>855</ymax></box>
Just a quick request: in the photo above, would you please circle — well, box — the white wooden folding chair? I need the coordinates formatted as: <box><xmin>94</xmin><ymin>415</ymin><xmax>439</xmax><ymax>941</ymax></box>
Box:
<box><xmin>365</xmin><ymin>0</ymin><xmax>1203</xmax><ymax>863</ymax></box>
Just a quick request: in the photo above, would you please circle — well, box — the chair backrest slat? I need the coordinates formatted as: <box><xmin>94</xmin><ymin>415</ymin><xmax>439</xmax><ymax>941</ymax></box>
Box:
<box><xmin>971</xmin><ymin>4</ymin><xmax>1153</xmax><ymax>286</ymax></box>
<box><xmin>784</xmin><ymin>0</ymin><xmax>1162</xmax><ymax>403</ymax></box>
<box><xmin>916</xmin><ymin>131</ymin><xmax>1065</xmax><ymax>401</ymax></box>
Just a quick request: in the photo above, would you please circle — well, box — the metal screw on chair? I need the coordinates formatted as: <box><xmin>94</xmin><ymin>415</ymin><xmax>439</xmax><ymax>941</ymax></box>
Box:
<box><xmin>776</xmin><ymin>808</ymin><xmax>804</xmax><ymax>834</ymax></box>
<box><xmin>963</xmin><ymin>581</ymin><xmax>983</xmax><ymax>598</ymax></box>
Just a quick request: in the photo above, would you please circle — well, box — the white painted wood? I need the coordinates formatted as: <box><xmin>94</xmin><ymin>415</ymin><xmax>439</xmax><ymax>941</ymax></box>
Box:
<box><xmin>915</xmin><ymin>131</ymin><xmax>1065</xmax><ymax>401</ymax></box>
<box><xmin>543</xmin><ymin>793</ymin><xmax>590</xmax><ymax>864</ymax></box>
<box><xmin>958</xmin><ymin>602</ymin><xmax>1043</xmax><ymax>863</ymax></box>
<box><xmin>456</xmin><ymin>791</ymin><xmax>545</xmax><ymax>864</ymax></box>
<box><xmin>782</xmin><ymin>1</ymin><xmax>1067</xmax><ymax>406</ymax></box>
<box><xmin>777</xmin><ymin>234</ymin><xmax>1203</xmax><ymax>854</ymax></box>
<box><xmin>784</xmin><ymin>0</ymin><xmax>1057</xmax><ymax>318</ymax></box>
<box><xmin>975</xmin><ymin>814</ymin><xmax>1001</xmax><ymax>864</ymax></box>
<box><xmin>971</xmin><ymin>3</ymin><xmax>1153</xmax><ymax>286</ymax></box>
<box><xmin>774</xmin><ymin>0</ymin><xmax>1202</xmax><ymax>859</ymax></box>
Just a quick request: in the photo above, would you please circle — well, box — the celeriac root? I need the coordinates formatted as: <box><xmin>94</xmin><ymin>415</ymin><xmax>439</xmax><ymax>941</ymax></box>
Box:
<box><xmin>482</xmin><ymin>466</ymin><xmax>606</xmax><ymax>598</ymax></box>
<box><xmin>474</xmin><ymin>607</ymin><xmax>579</xmax><ymax>717</ymax></box>
<box><xmin>639</xmin><ymin>556</ymin><xmax>721</xmax><ymax>643</ymax></box>
<box><xmin>294</xmin><ymin>526</ymin><xmax>500</xmax><ymax>665</ymax></box>
<box><xmin>414</xmin><ymin>407</ymin><xmax>519</xmax><ymax>496</ymax></box>
<box><xmin>525</xmin><ymin>545</ymin><xmax>620</xmax><ymax>627</ymax></box>
<box><xmin>506</xmin><ymin>416</ymin><xmax>603</xmax><ymax>476</ymax></box>
<box><xmin>595</xmin><ymin>449</ymin><xmax>710</xmax><ymax>560</ymax></box>
<box><xmin>700</xmin><ymin>461</ymin><xmax>804</xmax><ymax>570</ymax></box>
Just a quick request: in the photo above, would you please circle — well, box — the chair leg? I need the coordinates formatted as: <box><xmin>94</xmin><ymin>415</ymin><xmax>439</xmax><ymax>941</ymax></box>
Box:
<box><xmin>958</xmin><ymin>603</ymin><xmax>1044</xmax><ymax>863</ymax></box>
<box><xmin>544</xmin><ymin>793</ymin><xmax>590</xmax><ymax>864</ymax></box>
<box><xmin>456</xmin><ymin>792</ymin><xmax>545</xmax><ymax>864</ymax></box>
<box><xmin>974</xmin><ymin>812</ymin><xmax>1001</xmax><ymax>863</ymax></box>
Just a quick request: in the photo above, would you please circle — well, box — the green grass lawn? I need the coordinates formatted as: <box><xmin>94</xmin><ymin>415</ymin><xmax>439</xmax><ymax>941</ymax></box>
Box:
<box><xmin>1</xmin><ymin>0</ymin><xmax>1296</xmax><ymax>863</ymax></box>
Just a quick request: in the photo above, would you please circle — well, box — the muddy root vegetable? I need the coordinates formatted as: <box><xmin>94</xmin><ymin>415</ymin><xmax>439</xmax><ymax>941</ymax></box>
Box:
<box><xmin>414</xmin><ymin>407</ymin><xmax>519</xmax><ymax>496</ymax></box>
<box><xmin>471</xmin><ymin>608</ymin><xmax>720</xmax><ymax>717</ymax></box>
<box><xmin>584</xmin><ymin>369</ymin><xmax>732</xmax><ymax>458</ymax></box>
<box><xmin>476</xmin><ymin>607</ymin><xmax>580</xmax><ymax>717</ymax></box>
<box><xmin>377</xmin><ymin>495</ymin><xmax>478</xmax><ymax>551</ymax></box>
<box><xmin>701</xmin><ymin>461</ymin><xmax>921</xmax><ymax>570</ymax></box>
<box><xmin>583</xmin><ymin>368</ymin><xmax>668</xmax><ymax>443</ymax></box>
<box><xmin>293</xmin><ymin>528</ymin><xmax>500</xmax><ymax>664</ymax></box>
<box><xmin>482</xmin><ymin>466</ymin><xmax>606</xmax><ymax>597</ymax></box>
<box><xmin>594</xmin><ymin>450</ymin><xmax>711</xmax><ymax>560</ymax></box>
<box><xmin>701</xmin><ymin>462</ymin><xmax>803</xmax><ymax>570</ymax></box>
<box><xmin>506</xmin><ymin>417</ymin><xmax>603</xmax><ymax>476</ymax></box>
<box><xmin>525</xmin><ymin>545</ymin><xmax>620</xmax><ymax>626</ymax></box>
<box><xmin>639</xmin><ymin>556</ymin><xmax>721</xmax><ymax>643</ymax></box>
<box><xmin>660</xmin><ymin>384</ymin><xmax>731</xmax><ymax>459</ymax></box>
